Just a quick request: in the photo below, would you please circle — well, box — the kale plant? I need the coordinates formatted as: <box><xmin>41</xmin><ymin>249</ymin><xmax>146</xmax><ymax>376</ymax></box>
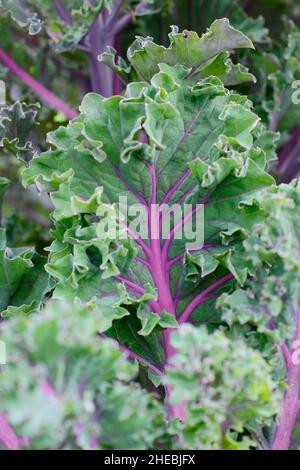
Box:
<box><xmin>0</xmin><ymin>4</ymin><xmax>299</xmax><ymax>451</ymax></box>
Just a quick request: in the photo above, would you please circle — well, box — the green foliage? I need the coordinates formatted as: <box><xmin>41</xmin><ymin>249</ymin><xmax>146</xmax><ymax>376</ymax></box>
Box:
<box><xmin>0</xmin><ymin>1</ymin><xmax>109</xmax><ymax>47</ymax></box>
<box><xmin>136</xmin><ymin>0</ymin><xmax>269</xmax><ymax>46</ymax></box>
<box><xmin>0</xmin><ymin>299</ymin><xmax>280</xmax><ymax>450</ymax></box>
<box><xmin>251</xmin><ymin>20</ymin><xmax>300</xmax><ymax>138</ymax></box>
<box><xmin>165</xmin><ymin>324</ymin><xmax>279</xmax><ymax>450</ymax></box>
<box><xmin>218</xmin><ymin>180</ymin><xmax>300</xmax><ymax>449</ymax></box>
<box><xmin>0</xmin><ymin>299</ymin><xmax>167</xmax><ymax>449</ymax></box>
<box><xmin>219</xmin><ymin>180</ymin><xmax>300</xmax><ymax>356</ymax></box>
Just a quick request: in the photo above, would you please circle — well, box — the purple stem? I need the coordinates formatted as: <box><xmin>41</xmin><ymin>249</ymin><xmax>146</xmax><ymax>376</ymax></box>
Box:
<box><xmin>122</xmin><ymin>222</ymin><xmax>151</xmax><ymax>258</ymax></box>
<box><xmin>85</xmin><ymin>15</ymin><xmax>114</xmax><ymax>97</ymax></box>
<box><xmin>179</xmin><ymin>274</ymin><xmax>234</xmax><ymax>324</ymax></box>
<box><xmin>167</xmin><ymin>244</ymin><xmax>217</xmax><ymax>268</ymax></box>
<box><xmin>0</xmin><ymin>48</ymin><xmax>77</xmax><ymax>119</ymax></box>
<box><xmin>279</xmin><ymin>127</ymin><xmax>300</xmax><ymax>183</ymax></box>
<box><xmin>107</xmin><ymin>160</ymin><xmax>148</xmax><ymax>206</ymax></box>
<box><xmin>270</xmin><ymin>110</ymin><xmax>280</xmax><ymax>133</ymax></box>
<box><xmin>161</xmin><ymin>169</ymin><xmax>191</xmax><ymax>205</ymax></box>
<box><xmin>278</xmin><ymin>126</ymin><xmax>300</xmax><ymax>167</ymax></box>
<box><xmin>281</xmin><ymin>343</ymin><xmax>293</xmax><ymax>370</ymax></box>
<box><xmin>0</xmin><ymin>380</ymin><xmax>61</xmax><ymax>450</ymax></box>
<box><xmin>83</xmin><ymin>1</ymin><xmax>138</xmax><ymax>96</ymax></box>
<box><xmin>136</xmin><ymin>255</ymin><xmax>150</xmax><ymax>269</ymax></box>
<box><xmin>99</xmin><ymin>332</ymin><xmax>163</xmax><ymax>377</ymax></box>
<box><xmin>272</xmin><ymin>312</ymin><xmax>300</xmax><ymax>450</ymax></box>
<box><xmin>54</xmin><ymin>0</ymin><xmax>114</xmax><ymax>96</ymax></box>
<box><xmin>0</xmin><ymin>415</ymin><xmax>20</xmax><ymax>450</ymax></box>
<box><xmin>41</xmin><ymin>380</ymin><xmax>61</xmax><ymax>401</ymax></box>
<box><xmin>161</xmin><ymin>184</ymin><xmax>198</xmax><ymax>227</ymax></box>
<box><xmin>113</xmin><ymin>161</ymin><xmax>234</xmax><ymax>422</ymax></box>
<box><xmin>146</xmin><ymin>164</ymin><xmax>184</xmax><ymax>419</ymax></box>
<box><xmin>112</xmin><ymin>32</ymin><xmax>123</xmax><ymax>95</ymax></box>
<box><xmin>47</xmin><ymin>31</ymin><xmax>90</xmax><ymax>52</ymax></box>
<box><xmin>149</xmin><ymin>166</ymin><xmax>176</xmax><ymax>318</ymax></box>
<box><xmin>54</xmin><ymin>0</ymin><xmax>73</xmax><ymax>25</ymax></box>
<box><xmin>115</xmin><ymin>275</ymin><xmax>161</xmax><ymax>314</ymax></box>
<box><xmin>104</xmin><ymin>0</ymin><xmax>125</xmax><ymax>31</ymax></box>
<box><xmin>119</xmin><ymin>342</ymin><xmax>163</xmax><ymax>377</ymax></box>
<box><xmin>161</xmin><ymin>204</ymin><xmax>204</xmax><ymax>263</ymax></box>
<box><xmin>109</xmin><ymin>13</ymin><xmax>132</xmax><ymax>36</ymax></box>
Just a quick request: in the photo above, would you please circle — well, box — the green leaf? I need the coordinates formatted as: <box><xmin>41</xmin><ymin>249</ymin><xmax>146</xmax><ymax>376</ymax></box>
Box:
<box><xmin>0</xmin><ymin>228</ymin><xmax>52</xmax><ymax>315</ymax></box>
<box><xmin>0</xmin><ymin>101</ymin><xmax>39</xmax><ymax>162</ymax></box>
<box><xmin>219</xmin><ymin>180</ymin><xmax>300</xmax><ymax>350</ymax></box>
<box><xmin>165</xmin><ymin>324</ymin><xmax>279</xmax><ymax>450</ymax></box>
<box><xmin>0</xmin><ymin>0</ymin><xmax>43</xmax><ymax>34</ymax></box>
<box><xmin>127</xmin><ymin>19</ymin><xmax>254</xmax><ymax>82</ymax></box>
<box><xmin>103</xmin><ymin>17</ymin><xmax>255</xmax><ymax>87</ymax></box>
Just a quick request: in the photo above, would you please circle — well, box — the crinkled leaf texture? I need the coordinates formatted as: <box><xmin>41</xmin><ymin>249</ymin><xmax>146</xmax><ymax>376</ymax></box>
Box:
<box><xmin>23</xmin><ymin>19</ymin><xmax>275</xmax><ymax>377</ymax></box>
<box><xmin>0</xmin><ymin>0</ymin><xmax>43</xmax><ymax>34</ymax></box>
<box><xmin>101</xmin><ymin>18</ymin><xmax>257</xmax><ymax>87</ymax></box>
<box><xmin>252</xmin><ymin>20</ymin><xmax>300</xmax><ymax>139</ymax></box>
<box><xmin>0</xmin><ymin>300</ymin><xmax>166</xmax><ymax>450</ymax></box>
<box><xmin>0</xmin><ymin>299</ymin><xmax>279</xmax><ymax>450</ymax></box>
<box><xmin>0</xmin><ymin>1</ymin><xmax>157</xmax><ymax>52</ymax></box>
<box><xmin>165</xmin><ymin>324</ymin><xmax>279</xmax><ymax>450</ymax></box>
<box><xmin>138</xmin><ymin>0</ymin><xmax>269</xmax><ymax>46</ymax></box>
<box><xmin>220</xmin><ymin>180</ymin><xmax>300</xmax><ymax>359</ymax></box>
<box><xmin>0</xmin><ymin>228</ymin><xmax>52</xmax><ymax>316</ymax></box>
<box><xmin>0</xmin><ymin>101</ymin><xmax>39</xmax><ymax>162</ymax></box>
<box><xmin>250</xmin><ymin>20</ymin><xmax>300</xmax><ymax>181</ymax></box>
<box><xmin>219</xmin><ymin>179</ymin><xmax>300</xmax><ymax>450</ymax></box>
<box><xmin>0</xmin><ymin>1</ymin><xmax>109</xmax><ymax>46</ymax></box>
